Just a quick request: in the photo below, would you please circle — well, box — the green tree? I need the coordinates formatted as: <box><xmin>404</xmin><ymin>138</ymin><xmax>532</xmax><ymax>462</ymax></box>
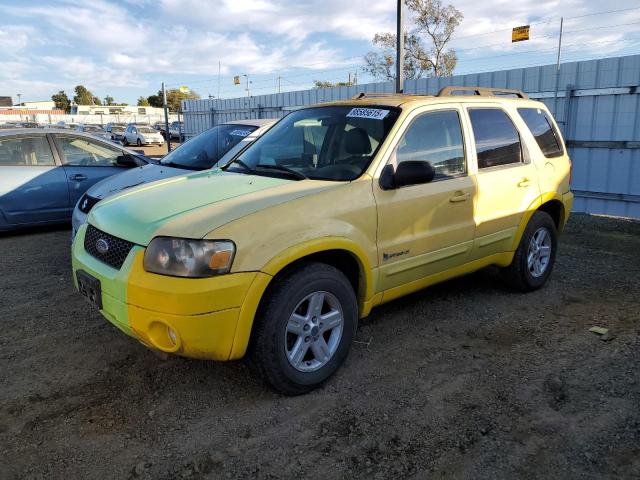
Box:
<box><xmin>92</xmin><ymin>96</ymin><xmax>102</xmax><ymax>105</ymax></box>
<box><xmin>137</xmin><ymin>96</ymin><xmax>150</xmax><ymax>106</ymax></box>
<box><xmin>73</xmin><ymin>85</ymin><xmax>96</xmax><ymax>105</ymax></box>
<box><xmin>147</xmin><ymin>91</ymin><xmax>163</xmax><ymax>108</ymax></box>
<box><xmin>104</xmin><ymin>95</ymin><xmax>115</xmax><ymax>105</ymax></box>
<box><xmin>51</xmin><ymin>90</ymin><xmax>71</xmax><ymax>113</ymax></box>
<box><xmin>146</xmin><ymin>87</ymin><xmax>199</xmax><ymax>111</ymax></box>
<box><xmin>313</xmin><ymin>80</ymin><xmax>355</xmax><ymax>89</ymax></box>
<box><xmin>364</xmin><ymin>0</ymin><xmax>463</xmax><ymax>80</ymax></box>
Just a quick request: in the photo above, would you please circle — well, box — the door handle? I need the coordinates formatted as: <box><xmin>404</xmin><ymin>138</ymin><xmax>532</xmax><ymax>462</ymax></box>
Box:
<box><xmin>70</xmin><ymin>174</ymin><xmax>87</xmax><ymax>181</ymax></box>
<box><xmin>518</xmin><ymin>178</ymin><xmax>531</xmax><ymax>187</ymax></box>
<box><xmin>449</xmin><ymin>191</ymin><xmax>470</xmax><ymax>203</ymax></box>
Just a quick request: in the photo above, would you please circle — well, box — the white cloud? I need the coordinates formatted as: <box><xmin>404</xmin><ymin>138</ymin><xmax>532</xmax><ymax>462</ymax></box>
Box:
<box><xmin>0</xmin><ymin>0</ymin><xmax>638</xmax><ymax>101</ymax></box>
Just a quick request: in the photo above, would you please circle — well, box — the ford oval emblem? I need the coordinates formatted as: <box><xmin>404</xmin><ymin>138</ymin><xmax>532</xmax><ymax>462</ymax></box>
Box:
<box><xmin>96</xmin><ymin>238</ymin><xmax>109</xmax><ymax>254</ymax></box>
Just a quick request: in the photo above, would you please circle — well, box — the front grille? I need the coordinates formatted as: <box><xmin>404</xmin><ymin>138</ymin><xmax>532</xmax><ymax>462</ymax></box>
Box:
<box><xmin>78</xmin><ymin>194</ymin><xmax>100</xmax><ymax>214</ymax></box>
<box><xmin>84</xmin><ymin>225</ymin><xmax>135</xmax><ymax>270</ymax></box>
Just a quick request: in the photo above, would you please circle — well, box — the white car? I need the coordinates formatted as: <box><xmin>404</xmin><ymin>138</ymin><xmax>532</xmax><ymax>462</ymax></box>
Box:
<box><xmin>123</xmin><ymin>124</ymin><xmax>165</xmax><ymax>146</ymax></box>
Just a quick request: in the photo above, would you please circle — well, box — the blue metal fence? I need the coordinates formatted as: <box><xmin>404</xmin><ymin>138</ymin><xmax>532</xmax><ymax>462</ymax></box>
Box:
<box><xmin>183</xmin><ymin>54</ymin><xmax>640</xmax><ymax>218</ymax></box>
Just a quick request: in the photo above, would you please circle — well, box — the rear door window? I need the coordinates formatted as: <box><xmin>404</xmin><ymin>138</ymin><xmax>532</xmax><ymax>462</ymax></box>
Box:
<box><xmin>468</xmin><ymin>108</ymin><xmax>522</xmax><ymax>169</ymax></box>
<box><xmin>517</xmin><ymin>107</ymin><xmax>564</xmax><ymax>157</ymax></box>
<box><xmin>0</xmin><ymin>136</ymin><xmax>55</xmax><ymax>166</ymax></box>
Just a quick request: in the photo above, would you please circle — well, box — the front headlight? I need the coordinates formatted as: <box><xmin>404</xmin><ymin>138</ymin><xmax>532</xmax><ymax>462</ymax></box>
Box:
<box><xmin>144</xmin><ymin>237</ymin><xmax>235</xmax><ymax>277</ymax></box>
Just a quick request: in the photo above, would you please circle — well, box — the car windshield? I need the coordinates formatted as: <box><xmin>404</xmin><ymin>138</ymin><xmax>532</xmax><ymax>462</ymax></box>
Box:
<box><xmin>111</xmin><ymin>126</ymin><xmax>124</xmax><ymax>133</ymax></box>
<box><xmin>160</xmin><ymin>123</ymin><xmax>258</xmax><ymax>170</ymax></box>
<box><xmin>229</xmin><ymin>105</ymin><xmax>399</xmax><ymax>181</ymax></box>
<box><xmin>84</xmin><ymin>125</ymin><xmax>103</xmax><ymax>132</ymax></box>
<box><xmin>138</xmin><ymin>127</ymin><xmax>156</xmax><ymax>133</ymax></box>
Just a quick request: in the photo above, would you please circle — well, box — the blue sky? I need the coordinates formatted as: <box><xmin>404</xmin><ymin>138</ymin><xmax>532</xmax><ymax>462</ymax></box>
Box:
<box><xmin>1</xmin><ymin>0</ymin><xmax>639</xmax><ymax>105</ymax></box>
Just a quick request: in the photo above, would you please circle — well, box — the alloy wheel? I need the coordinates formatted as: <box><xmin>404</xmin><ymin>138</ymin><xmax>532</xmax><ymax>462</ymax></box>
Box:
<box><xmin>284</xmin><ymin>291</ymin><xmax>344</xmax><ymax>372</ymax></box>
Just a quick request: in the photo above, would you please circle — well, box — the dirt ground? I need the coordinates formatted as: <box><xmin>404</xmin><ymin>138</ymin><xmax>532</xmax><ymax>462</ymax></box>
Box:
<box><xmin>1</xmin><ymin>214</ymin><xmax>639</xmax><ymax>479</ymax></box>
<box><xmin>130</xmin><ymin>140</ymin><xmax>181</xmax><ymax>159</ymax></box>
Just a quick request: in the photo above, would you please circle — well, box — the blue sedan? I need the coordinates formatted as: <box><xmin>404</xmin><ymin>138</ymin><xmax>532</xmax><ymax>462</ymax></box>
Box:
<box><xmin>0</xmin><ymin>129</ymin><xmax>150</xmax><ymax>231</ymax></box>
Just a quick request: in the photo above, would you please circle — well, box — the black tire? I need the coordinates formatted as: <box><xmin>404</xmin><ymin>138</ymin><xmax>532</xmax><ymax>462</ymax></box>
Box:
<box><xmin>123</xmin><ymin>137</ymin><xmax>128</xmax><ymax>146</ymax></box>
<box><xmin>251</xmin><ymin>262</ymin><xmax>358</xmax><ymax>395</ymax></box>
<box><xmin>501</xmin><ymin>211</ymin><xmax>558</xmax><ymax>292</ymax></box>
<box><xmin>136</xmin><ymin>138</ymin><xmax>142</xmax><ymax>147</ymax></box>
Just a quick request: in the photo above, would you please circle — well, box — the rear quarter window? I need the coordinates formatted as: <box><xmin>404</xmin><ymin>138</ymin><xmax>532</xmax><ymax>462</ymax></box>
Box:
<box><xmin>517</xmin><ymin>107</ymin><xmax>564</xmax><ymax>158</ymax></box>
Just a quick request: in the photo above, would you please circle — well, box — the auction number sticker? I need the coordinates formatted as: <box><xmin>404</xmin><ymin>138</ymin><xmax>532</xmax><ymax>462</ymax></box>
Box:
<box><xmin>229</xmin><ymin>129</ymin><xmax>252</xmax><ymax>137</ymax></box>
<box><xmin>346</xmin><ymin>108</ymin><xmax>390</xmax><ymax>120</ymax></box>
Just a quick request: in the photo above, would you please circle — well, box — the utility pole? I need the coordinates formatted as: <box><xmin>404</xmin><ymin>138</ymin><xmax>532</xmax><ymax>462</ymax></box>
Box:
<box><xmin>395</xmin><ymin>0</ymin><xmax>404</xmax><ymax>93</ymax></box>
<box><xmin>553</xmin><ymin>17</ymin><xmax>564</xmax><ymax>116</ymax></box>
<box><xmin>217</xmin><ymin>60</ymin><xmax>221</xmax><ymax>100</ymax></box>
<box><xmin>162</xmin><ymin>82</ymin><xmax>171</xmax><ymax>152</ymax></box>
<box><xmin>277</xmin><ymin>76</ymin><xmax>281</xmax><ymax>94</ymax></box>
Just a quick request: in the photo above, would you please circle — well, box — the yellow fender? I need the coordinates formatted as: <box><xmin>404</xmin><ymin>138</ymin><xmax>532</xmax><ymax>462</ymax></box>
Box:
<box><xmin>511</xmin><ymin>191</ymin><xmax>567</xmax><ymax>251</ymax></box>
<box><xmin>228</xmin><ymin>237</ymin><xmax>375</xmax><ymax>359</ymax></box>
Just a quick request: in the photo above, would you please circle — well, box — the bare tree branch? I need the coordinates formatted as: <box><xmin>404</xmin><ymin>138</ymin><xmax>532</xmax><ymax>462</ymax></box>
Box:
<box><xmin>363</xmin><ymin>0</ymin><xmax>463</xmax><ymax>80</ymax></box>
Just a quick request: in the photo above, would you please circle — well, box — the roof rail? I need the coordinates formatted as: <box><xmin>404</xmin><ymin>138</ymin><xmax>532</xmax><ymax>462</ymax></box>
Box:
<box><xmin>437</xmin><ymin>86</ymin><xmax>528</xmax><ymax>99</ymax></box>
<box><xmin>351</xmin><ymin>92</ymin><xmax>401</xmax><ymax>99</ymax></box>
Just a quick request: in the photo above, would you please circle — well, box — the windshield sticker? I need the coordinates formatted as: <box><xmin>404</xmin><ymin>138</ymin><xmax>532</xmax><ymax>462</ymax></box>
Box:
<box><xmin>346</xmin><ymin>108</ymin><xmax>390</xmax><ymax>120</ymax></box>
<box><xmin>228</xmin><ymin>129</ymin><xmax>252</xmax><ymax>137</ymax></box>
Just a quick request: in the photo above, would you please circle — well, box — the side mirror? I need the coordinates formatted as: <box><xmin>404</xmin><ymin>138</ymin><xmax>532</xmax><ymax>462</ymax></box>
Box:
<box><xmin>116</xmin><ymin>154</ymin><xmax>138</xmax><ymax>168</ymax></box>
<box><xmin>379</xmin><ymin>161</ymin><xmax>435</xmax><ymax>190</ymax></box>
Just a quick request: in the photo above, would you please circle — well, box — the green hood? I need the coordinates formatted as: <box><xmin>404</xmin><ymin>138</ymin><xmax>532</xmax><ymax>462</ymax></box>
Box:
<box><xmin>88</xmin><ymin>170</ymin><xmax>338</xmax><ymax>245</ymax></box>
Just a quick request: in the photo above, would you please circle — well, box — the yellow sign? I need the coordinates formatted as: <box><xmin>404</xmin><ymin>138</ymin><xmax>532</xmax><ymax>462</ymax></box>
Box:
<box><xmin>512</xmin><ymin>25</ymin><xmax>530</xmax><ymax>42</ymax></box>
<box><xmin>233</xmin><ymin>76</ymin><xmax>240</xmax><ymax>85</ymax></box>
<box><xmin>179</xmin><ymin>86</ymin><xmax>190</xmax><ymax>93</ymax></box>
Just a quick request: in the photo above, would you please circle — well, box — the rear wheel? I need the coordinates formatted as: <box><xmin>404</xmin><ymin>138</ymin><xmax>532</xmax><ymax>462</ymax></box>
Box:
<box><xmin>501</xmin><ymin>211</ymin><xmax>557</xmax><ymax>291</ymax></box>
<box><xmin>251</xmin><ymin>262</ymin><xmax>358</xmax><ymax>395</ymax></box>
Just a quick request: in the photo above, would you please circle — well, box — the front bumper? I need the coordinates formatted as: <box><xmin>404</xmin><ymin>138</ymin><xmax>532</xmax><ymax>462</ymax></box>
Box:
<box><xmin>72</xmin><ymin>224</ymin><xmax>268</xmax><ymax>360</ymax></box>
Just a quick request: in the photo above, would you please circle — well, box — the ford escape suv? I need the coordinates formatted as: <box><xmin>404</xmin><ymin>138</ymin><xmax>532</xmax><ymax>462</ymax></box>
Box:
<box><xmin>72</xmin><ymin>87</ymin><xmax>573</xmax><ymax>395</ymax></box>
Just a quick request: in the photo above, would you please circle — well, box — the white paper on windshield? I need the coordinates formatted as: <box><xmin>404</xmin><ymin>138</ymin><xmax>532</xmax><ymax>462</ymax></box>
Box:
<box><xmin>346</xmin><ymin>107</ymin><xmax>390</xmax><ymax>120</ymax></box>
<box><xmin>228</xmin><ymin>129</ymin><xmax>252</xmax><ymax>137</ymax></box>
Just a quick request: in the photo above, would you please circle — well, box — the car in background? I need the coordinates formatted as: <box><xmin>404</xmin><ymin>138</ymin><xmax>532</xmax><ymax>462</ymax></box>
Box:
<box><xmin>0</xmin><ymin>121</ymin><xmax>39</xmax><ymax>129</ymax></box>
<box><xmin>43</xmin><ymin>122</ymin><xmax>77</xmax><ymax>130</ymax></box>
<box><xmin>152</xmin><ymin>121</ymin><xmax>168</xmax><ymax>139</ymax></box>
<box><xmin>71</xmin><ymin>119</ymin><xmax>275</xmax><ymax>236</ymax></box>
<box><xmin>123</xmin><ymin>124</ymin><xmax>165</xmax><ymax>146</ymax></box>
<box><xmin>76</xmin><ymin>124</ymin><xmax>113</xmax><ymax>142</ymax></box>
<box><xmin>168</xmin><ymin>121</ymin><xmax>184</xmax><ymax>141</ymax></box>
<box><xmin>105</xmin><ymin>123</ymin><xmax>127</xmax><ymax>143</ymax></box>
<box><xmin>0</xmin><ymin>129</ymin><xmax>150</xmax><ymax>232</ymax></box>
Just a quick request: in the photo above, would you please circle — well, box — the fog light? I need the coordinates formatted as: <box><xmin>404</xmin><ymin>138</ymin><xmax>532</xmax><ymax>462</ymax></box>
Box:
<box><xmin>167</xmin><ymin>326</ymin><xmax>177</xmax><ymax>345</ymax></box>
<box><xmin>148</xmin><ymin>321</ymin><xmax>180</xmax><ymax>352</ymax></box>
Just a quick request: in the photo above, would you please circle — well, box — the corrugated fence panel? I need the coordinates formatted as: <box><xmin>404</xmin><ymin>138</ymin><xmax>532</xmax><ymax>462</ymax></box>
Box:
<box><xmin>183</xmin><ymin>54</ymin><xmax>640</xmax><ymax>218</ymax></box>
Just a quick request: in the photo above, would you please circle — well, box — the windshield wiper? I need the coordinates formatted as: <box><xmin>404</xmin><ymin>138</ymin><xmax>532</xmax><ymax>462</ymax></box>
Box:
<box><xmin>161</xmin><ymin>161</ymin><xmax>201</xmax><ymax>171</ymax></box>
<box><xmin>222</xmin><ymin>158</ymin><xmax>254</xmax><ymax>173</ymax></box>
<box><xmin>255</xmin><ymin>164</ymin><xmax>307</xmax><ymax>180</ymax></box>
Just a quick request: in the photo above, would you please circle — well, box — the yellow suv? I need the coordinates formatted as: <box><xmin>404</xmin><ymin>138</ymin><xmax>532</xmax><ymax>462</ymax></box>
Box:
<box><xmin>72</xmin><ymin>87</ymin><xmax>573</xmax><ymax>394</ymax></box>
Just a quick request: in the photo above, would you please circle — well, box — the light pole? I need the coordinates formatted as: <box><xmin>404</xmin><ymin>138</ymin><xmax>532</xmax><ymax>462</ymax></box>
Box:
<box><xmin>16</xmin><ymin>93</ymin><xmax>22</xmax><ymax>106</ymax></box>
<box><xmin>243</xmin><ymin>74</ymin><xmax>251</xmax><ymax>98</ymax></box>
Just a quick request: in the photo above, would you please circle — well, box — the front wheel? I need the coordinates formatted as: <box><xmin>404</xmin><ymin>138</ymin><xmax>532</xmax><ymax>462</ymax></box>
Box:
<box><xmin>251</xmin><ymin>262</ymin><xmax>358</xmax><ymax>395</ymax></box>
<box><xmin>501</xmin><ymin>211</ymin><xmax>558</xmax><ymax>291</ymax></box>
<box><xmin>136</xmin><ymin>138</ymin><xmax>142</xmax><ymax>146</ymax></box>
<box><xmin>123</xmin><ymin>137</ymin><xmax>129</xmax><ymax>146</ymax></box>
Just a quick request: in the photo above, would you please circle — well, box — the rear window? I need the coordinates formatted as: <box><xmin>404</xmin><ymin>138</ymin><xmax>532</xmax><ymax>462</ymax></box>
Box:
<box><xmin>518</xmin><ymin>108</ymin><xmax>564</xmax><ymax>158</ymax></box>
